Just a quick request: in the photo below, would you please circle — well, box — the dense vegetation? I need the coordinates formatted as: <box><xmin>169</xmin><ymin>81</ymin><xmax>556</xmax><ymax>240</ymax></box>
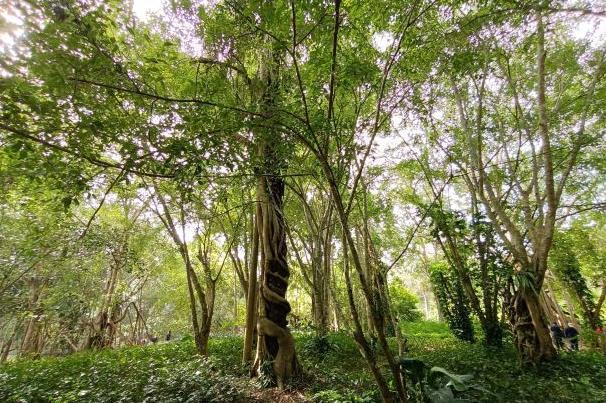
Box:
<box><xmin>2</xmin><ymin>323</ymin><xmax>606</xmax><ymax>402</ymax></box>
<box><xmin>1</xmin><ymin>0</ymin><xmax>605</xmax><ymax>401</ymax></box>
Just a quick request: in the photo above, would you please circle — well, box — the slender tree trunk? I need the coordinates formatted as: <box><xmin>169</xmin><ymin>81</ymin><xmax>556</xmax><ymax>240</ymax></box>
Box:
<box><xmin>342</xmin><ymin>231</ymin><xmax>394</xmax><ymax>403</ymax></box>
<box><xmin>311</xmin><ymin>243</ymin><xmax>325</xmax><ymax>333</ymax></box>
<box><xmin>87</xmin><ymin>234</ymin><xmax>127</xmax><ymax>349</ymax></box>
<box><xmin>329</xmin><ymin>272</ymin><xmax>343</xmax><ymax>331</ymax></box>
<box><xmin>318</xmin><ymin>170</ymin><xmax>407</xmax><ymax>401</ymax></box>
<box><xmin>546</xmin><ymin>279</ymin><xmax>567</xmax><ymax>325</ymax></box>
<box><xmin>1</xmin><ymin>325</ymin><xmax>17</xmax><ymax>363</ymax></box>
<box><xmin>321</xmin><ymin>215</ymin><xmax>334</xmax><ymax>333</ymax></box>
<box><xmin>243</xmin><ymin>205</ymin><xmax>260</xmax><ymax>364</ymax></box>
<box><xmin>200</xmin><ymin>281</ymin><xmax>215</xmax><ymax>356</ymax></box>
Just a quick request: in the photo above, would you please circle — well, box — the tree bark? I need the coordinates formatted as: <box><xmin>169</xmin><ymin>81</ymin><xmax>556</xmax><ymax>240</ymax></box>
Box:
<box><xmin>342</xmin><ymin>231</ymin><xmax>394</xmax><ymax>403</ymax></box>
<box><xmin>20</xmin><ymin>277</ymin><xmax>44</xmax><ymax>357</ymax></box>
<box><xmin>252</xmin><ymin>49</ymin><xmax>300</xmax><ymax>388</ymax></box>
<box><xmin>243</xmin><ymin>206</ymin><xmax>260</xmax><ymax>364</ymax></box>
<box><xmin>253</xmin><ymin>169</ymin><xmax>300</xmax><ymax>388</ymax></box>
<box><xmin>1</xmin><ymin>324</ymin><xmax>17</xmax><ymax>363</ymax></box>
<box><xmin>508</xmin><ymin>280</ymin><xmax>557</xmax><ymax>364</ymax></box>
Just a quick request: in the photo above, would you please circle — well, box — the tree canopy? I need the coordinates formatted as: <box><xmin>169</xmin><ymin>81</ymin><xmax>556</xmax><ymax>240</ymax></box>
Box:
<box><xmin>1</xmin><ymin>0</ymin><xmax>605</xmax><ymax>402</ymax></box>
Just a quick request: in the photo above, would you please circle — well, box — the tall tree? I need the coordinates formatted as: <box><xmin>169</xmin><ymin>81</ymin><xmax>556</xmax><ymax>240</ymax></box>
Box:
<box><xmin>414</xmin><ymin>5</ymin><xmax>606</xmax><ymax>363</ymax></box>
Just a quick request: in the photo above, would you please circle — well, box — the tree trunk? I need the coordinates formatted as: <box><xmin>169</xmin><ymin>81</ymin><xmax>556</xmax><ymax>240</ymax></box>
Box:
<box><xmin>20</xmin><ymin>278</ymin><xmax>44</xmax><ymax>357</ymax></box>
<box><xmin>311</xmin><ymin>242</ymin><xmax>326</xmax><ymax>334</ymax></box>
<box><xmin>341</xmin><ymin>231</ymin><xmax>394</xmax><ymax>403</ymax></box>
<box><xmin>243</xmin><ymin>205</ymin><xmax>260</xmax><ymax>364</ymax></box>
<box><xmin>251</xmin><ymin>43</ymin><xmax>300</xmax><ymax>388</ymax></box>
<box><xmin>508</xmin><ymin>285</ymin><xmax>557</xmax><ymax>364</ymax></box>
<box><xmin>319</xmin><ymin>170</ymin><xmax>407</xmax><ymax>401</ymax></box>
<box><xmin>1</xmin><ymin>325</ymin><xmax>17</xmax><ymax>363</ymax></box>
<box><xmin>87</xmin><ymin>234</ymin><xmax>126</xmax><ymax>349</ymax></box>
<box><xmin>185</xmin><ymin>266</ymin><xmax>206</xmax><ymax>355</ymax></box>
<box><xmin>546</xmin><ymin>280</ymin><xmax>567</xmax><ymax>325</ymax></box>
<box><xmin>87</xmin><ymin>264</ymin><xmax>119</xmax><ymax>349</ymax></box>
<box><xmin>253</xmin><ymin>169</ymin><xmax>300</xmax><ymax>388</ymax></box>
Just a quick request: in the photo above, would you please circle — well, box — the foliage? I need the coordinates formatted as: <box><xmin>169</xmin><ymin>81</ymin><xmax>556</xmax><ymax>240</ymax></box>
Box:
<box><xmin>390</xmin><ymin>279</ymin><xmax>423</xmax><ymax>323</ymax></box>
<box><xmin>3</xmin><ymin>327</ymin><xmax>606</xmax><ymax>402</ymax></box>
<box><xmin>401</xmin><ymin>322</ymin><xmax>606</xmax><ymax>403</ymax></box>
<box><xmin>297</xmin><ymin>332</ymin><xmax>377</xmax><ymax>400</ymax></box>
<box><xmin>425</xmin><ymin>205</ymin><xmax>509</xmax><ymax>346</ymax></box>
<box><xmin>301</xmin><ymin>334</ymin><xmax>338</xmax><ymax>361</ymax></box>
<box><xmin>429</xmin><ymin>263</ymin><xmax>475</xmax><ymax>342</ymax></box>
<box><xmin>142</xmin><ymin>358</ymin><xmax>241</xmax><ymax>403</ymax></box>
<box><xmin>551</xmin><ymin>232</ymin><xmax>601</xmax><ymax>327</ymax></box>
<box><xmin>399</xmin><ymin>357</ymin><xmax>490</xmax><ymax>403</ymax></box>
<box><xmin>0</xmin><ymin>339</ymin><xmax>244</xmax><ymax>403</ymax></box>
<box><xmin>1</xmin><ymin>0</ymin><xmax>605</xmax><ymax>398</ymax></box>
<box><xmin>550</xmin><ymin>218</ymin><xmax>606</xmax><ymax>330</ymax></box>
<box><xmin>312</xmin><ymin>389</ymin><xmax>376</xmax><ymax>403</ymax></box>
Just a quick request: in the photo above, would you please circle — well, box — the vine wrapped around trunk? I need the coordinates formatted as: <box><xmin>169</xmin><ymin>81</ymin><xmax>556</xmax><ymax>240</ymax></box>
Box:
<box><xmin>253</xmin><ymin>173</ymin><xmax>301</xmax><ymax>388</ymax></box>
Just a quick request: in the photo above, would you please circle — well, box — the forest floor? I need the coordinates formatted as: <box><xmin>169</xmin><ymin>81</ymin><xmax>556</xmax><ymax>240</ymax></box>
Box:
<box><xmin>1</xmin><ymin>321</ymin><xmax>605</xmax><ymax>402</ymax></box>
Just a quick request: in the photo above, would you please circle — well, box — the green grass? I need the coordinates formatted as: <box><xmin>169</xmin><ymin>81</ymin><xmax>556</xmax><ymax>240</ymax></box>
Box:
<box><xmin>1</xmin><ymin>323</ymin><xmax>605</xmax><ymax>402</ymax></box>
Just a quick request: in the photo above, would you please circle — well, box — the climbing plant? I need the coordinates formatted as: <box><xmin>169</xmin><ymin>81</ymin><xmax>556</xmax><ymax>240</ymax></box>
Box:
<box><xmin>429</xmin><ymin>262</ymin><xmax>474</xmax><ymax>343</ymax></box>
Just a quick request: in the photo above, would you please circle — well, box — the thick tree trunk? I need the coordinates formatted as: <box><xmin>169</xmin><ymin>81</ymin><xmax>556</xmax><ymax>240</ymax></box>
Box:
<box><xmin>251</xmin><ymin>43</ymin><xmax>300</xmax><ymax>388</ymax></box>
<box><xmin>20</xmin><ymin>278</ymin><xmax>44</xmax><ymax>357</ymax></box>
<box><xmin>253</xmin><ymin>170</ymin><xmax>300</xmax><ymax>388</ymax></box>
<box><xmin>508</xmin><ymin>286</ymin><xmax>556</xmax><ymax>364</ymax></box>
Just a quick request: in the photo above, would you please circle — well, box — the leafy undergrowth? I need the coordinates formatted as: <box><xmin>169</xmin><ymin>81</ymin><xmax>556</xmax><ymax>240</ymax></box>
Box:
<box><xmin>401</xmin><ymin>321</ymin><xmax>606</xmax><ymax>403</ymax></box>
<box><xmin>1</xmin><ymin>323</ymin><xmax>605</xmax><ymax>402</ymax></box>
<box><xmin>298</xmin><ymin>332</ymin><xmax>378</xmax><ymax>402</ymax></box>
<box><xmin>0</xmin><ymin>338</ymin><xmax>244</xmax><ymax>403</ymax></box>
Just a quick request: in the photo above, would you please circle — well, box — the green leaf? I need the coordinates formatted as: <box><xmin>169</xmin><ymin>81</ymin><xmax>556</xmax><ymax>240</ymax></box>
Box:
<box><xmin>429</xmin><ymin>366</ymin><xmax>473</xmax><ymax>392</ymax></box>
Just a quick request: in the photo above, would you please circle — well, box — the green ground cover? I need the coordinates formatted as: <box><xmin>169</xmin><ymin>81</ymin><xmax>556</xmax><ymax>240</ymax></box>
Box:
<box><xmin>1</xmin><ymin>322</ymin><xmax>605</xmax><ymax>402</ymax></box>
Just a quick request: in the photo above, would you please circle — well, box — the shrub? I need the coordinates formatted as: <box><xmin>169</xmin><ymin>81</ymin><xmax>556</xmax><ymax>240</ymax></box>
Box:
<box><xmin>301</xmin><ymin>334</ymin><xmax>338</xmax><ymax>361</ymax></box>
<box><xmin>429</xmin><ymin>262</ymin><xmax>475</xmax><ymax>342</ymax></box>
<box><xmin>143</xmin><ymin>358</ymin><xmax>242</xmax><ymax>403</ymax></box>
<box><xmin>390</xmin><ymin>279</ymin><xmax>423</xmax><ymax>323</ymax></box>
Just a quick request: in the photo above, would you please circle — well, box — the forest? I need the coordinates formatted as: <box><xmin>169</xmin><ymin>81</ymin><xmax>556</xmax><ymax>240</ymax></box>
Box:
<box><xmin>1</xmin><ymin>0</ymin><xmax>605</xmax><ymax>402</ymax></box>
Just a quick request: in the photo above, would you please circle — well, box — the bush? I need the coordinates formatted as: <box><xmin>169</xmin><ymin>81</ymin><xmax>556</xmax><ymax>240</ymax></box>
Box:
<box><xmin>390</xmin><ymin>279</ymin><xmax>423</xmax><ymax>322</ymax></box>
<box><xmin>429</xmin><ymin>262</ymin><xmax>475</xmax><ymax>342</ymax></box>
<box><xmin>143</xmin><ymin>358</ymin><xmax>241</xmax><ymax>403</ymax></box>
<box><xmin>301</xmin><ymin>334</ymin><xmax>338</xmax><ymax>360</ymax></box>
